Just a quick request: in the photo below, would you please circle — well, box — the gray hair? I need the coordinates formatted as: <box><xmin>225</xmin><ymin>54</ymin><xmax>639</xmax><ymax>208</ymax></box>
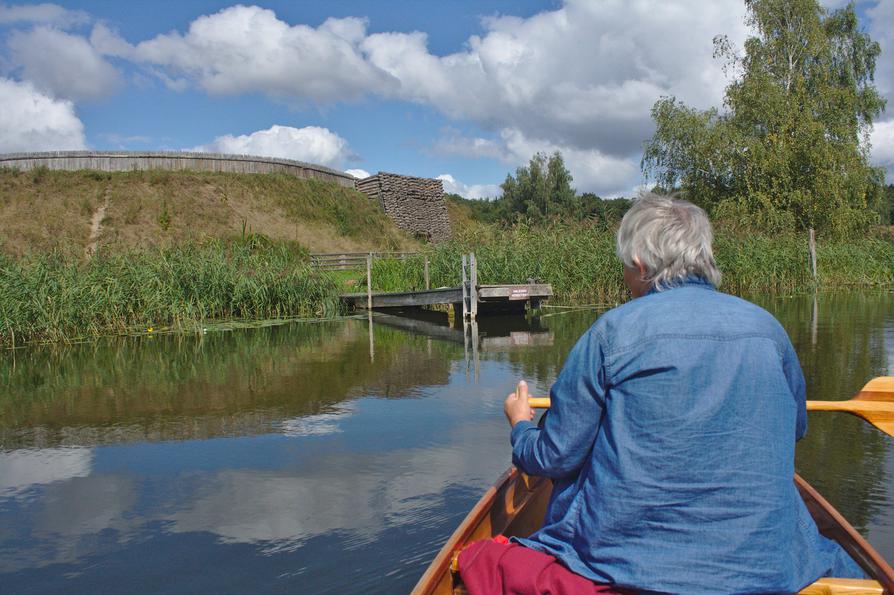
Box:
<box><xmin>616</xmin><ymin>193</ymin><xmax>721</xmax><ymax>290</ymax></box>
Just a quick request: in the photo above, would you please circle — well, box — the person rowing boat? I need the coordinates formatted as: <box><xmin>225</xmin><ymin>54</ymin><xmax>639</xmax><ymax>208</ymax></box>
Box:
<box><xmin>458</xmin><ymin>194</ymin><xmax>866</xmax><ymax>593</ymax></box>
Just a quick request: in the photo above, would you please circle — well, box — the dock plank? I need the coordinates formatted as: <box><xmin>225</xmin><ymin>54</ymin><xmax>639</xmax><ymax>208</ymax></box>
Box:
<box><xmin>340</xmin><ymin>283</ymin><xmax>552</xmax><ymax>312</ymax></box>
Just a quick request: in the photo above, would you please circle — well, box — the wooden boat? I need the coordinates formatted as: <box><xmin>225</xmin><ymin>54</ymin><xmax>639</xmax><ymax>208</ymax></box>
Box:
<box><xmin>412</xmin><ymin>467</ymin><xmax>894</xmax><ymax>594</ymax></box>
<box><xmin>413</xmin><ymin>378</ymin><xmax>894</xmax><ymax>594</ymax></box>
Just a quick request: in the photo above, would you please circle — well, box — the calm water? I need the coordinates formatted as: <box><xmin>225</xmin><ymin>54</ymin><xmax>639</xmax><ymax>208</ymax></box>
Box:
<box><xmin>1</xmin><ymin>293</ymin><xmax>892</xmax><ymax>593</ymax></box>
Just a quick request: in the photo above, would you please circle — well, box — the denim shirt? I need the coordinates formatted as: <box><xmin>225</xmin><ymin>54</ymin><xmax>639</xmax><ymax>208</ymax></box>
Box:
<box><xmin>511</xmin><ymin>279</ymin><xmax>862</xmax><ymax>593</ymax></box>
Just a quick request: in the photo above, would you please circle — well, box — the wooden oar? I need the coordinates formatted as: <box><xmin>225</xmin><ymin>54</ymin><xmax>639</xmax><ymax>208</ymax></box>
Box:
<box><xmin>528</xmin><ymin>376</ymin><xmax>894</xmax><ymax>438</ymax></box>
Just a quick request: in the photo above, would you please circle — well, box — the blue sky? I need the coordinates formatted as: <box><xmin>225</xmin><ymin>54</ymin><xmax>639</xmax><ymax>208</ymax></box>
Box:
<box><xmin>0</xmin><ymin>0</ymin><xmax>892</xmax><ymax>198</ymax></box>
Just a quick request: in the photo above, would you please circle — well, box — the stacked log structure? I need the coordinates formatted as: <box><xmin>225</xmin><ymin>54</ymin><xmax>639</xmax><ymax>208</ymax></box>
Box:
<box><xmin>355</xmin><ymin>172</ymin><xmax>451</xmax><ymax>242</ymax></box>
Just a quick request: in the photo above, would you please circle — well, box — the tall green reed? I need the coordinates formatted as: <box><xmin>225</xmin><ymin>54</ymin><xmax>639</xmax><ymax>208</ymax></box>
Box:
<box><xmin>0</xmin><ymin>238</ymin><xmax>340</xmax><ymax>346</ymax></box>
<box><xmin>370</xmin><ymin>223</ymin><xmax>894</xmax><ymax>303</ymax></box>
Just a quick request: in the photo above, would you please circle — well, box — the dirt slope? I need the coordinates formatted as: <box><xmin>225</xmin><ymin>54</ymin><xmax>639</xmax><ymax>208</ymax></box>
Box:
<box><xmin>0</xmin><ymin>168</ymin><xmax>417</xmax><ymax>258</ymax></box>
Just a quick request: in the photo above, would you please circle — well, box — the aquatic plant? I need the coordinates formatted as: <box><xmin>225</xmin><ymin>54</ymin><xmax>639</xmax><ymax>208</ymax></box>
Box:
<box><xmin>0</xmin><ymin>238</ymin><xmax>341</xmax><ymax>346</ymax></box>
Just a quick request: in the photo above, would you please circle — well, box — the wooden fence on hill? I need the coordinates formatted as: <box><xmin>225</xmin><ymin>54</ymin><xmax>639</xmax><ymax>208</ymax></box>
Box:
<box><xmin>0</xmin><ymin>151</ymin><xmax>357</xmax><ymax>188</ymax></box>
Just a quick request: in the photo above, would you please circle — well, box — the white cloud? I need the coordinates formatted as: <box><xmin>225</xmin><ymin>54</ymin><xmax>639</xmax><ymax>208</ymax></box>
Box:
<box><xmin>361</xmin><ymin>0</ymin><xmax>749</xmax><ymax>158</ymax></box>
<box><xmin>193</xmin><ymin>124</ymin><xmax>355</xmax><ymax>168</ymax></box>
<box><xmin>99</xmin><ymin>1</ymin><xmax>747</xmax><ymax>194</ymax></box>
<box><xmin>345</xmin><ymin>168</ymin><xmax>370</xmax><ymax>179</ymax></box>
<box><xmin>499</xmin><ymin>127</ymin><xmax>642</xmax><ymax>196</ymax></box>
<box><xmin>6</xmin><ymin>26</ymin><xmax>121</xmax><ymax>100</ymax></box>
<box><xmin>0</xmin><ymin>2</ymin><xmax>89</xmax><ymax>28</ymax></box>
<box><xmin>433</xmin><ymin>129</ymin><xmax>507</xmax><ymax>161</ymax></box>
<box><xmin>871</xmin><ymin>118</ymin><xmax>894</xmax><ymax>179</ymax></box>
<box><xmin>0</xmin><ymin>447</ymin><xmax>93</xmax><ymax>497</ymax></box>
<box><xmin>867</xmin><ymin>0</ymin><xmax>894</xmax><ymax>98</ymax></box>
<box><xmin>437</xmin><ymin>174</ymin><xmax>501</xmax><ymax>200</ymax></box>
<box><xmin>0</xmin><ymin>77</ymin><xmax>87</xmax><ymax>151</ymax></box>
<box><xmin>94</xmin><ymin>6</ymin><xmax>394</xmax><ymax>103</ymax></box>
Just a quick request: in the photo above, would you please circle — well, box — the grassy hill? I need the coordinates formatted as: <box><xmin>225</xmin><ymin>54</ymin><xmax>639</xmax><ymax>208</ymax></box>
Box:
<box><xmin>0</xmin><ymin>168</ymin><xmax>416</xmax><ymax>258</ymax></box>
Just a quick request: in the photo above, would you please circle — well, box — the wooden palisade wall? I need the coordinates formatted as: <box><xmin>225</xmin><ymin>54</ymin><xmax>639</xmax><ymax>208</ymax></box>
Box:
<box><xmin>0</xmin><ymin>151</ymin><xmax>357</xmax><ymax>188</ymax></box>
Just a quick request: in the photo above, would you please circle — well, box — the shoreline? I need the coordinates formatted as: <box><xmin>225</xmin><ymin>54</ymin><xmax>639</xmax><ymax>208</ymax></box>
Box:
<box><xmin>3</xmin><ymin>228</ymin><xmax>893</xmax><ymax>347</ymax></box>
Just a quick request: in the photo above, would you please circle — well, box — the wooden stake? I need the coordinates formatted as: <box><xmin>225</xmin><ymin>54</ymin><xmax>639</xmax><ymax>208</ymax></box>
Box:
<box><xmin>461</xmin><ymin>254</ymin><xmax>468</xmax><ymax>320</ymax></box>
<box><xmin>470</xmin><ymin>252</ymin><xmax>478</xmax><ymax>320</ymax></box>
<box><xmin>808</xmin><ymin>228</ymin><xmax>817</xmax><ymax>282</ymax></box>
<box><xmin>368</xmin><ymin>310</ymin><xmax>375</xmax><ymax>362</ymax></box>
<box><xmin>424</xmin><ymin>256</ymin><xmax>430</xmax><ymax>290</ymax></box>
<box><xmin>366</xmin><ymin>252</ymin><xmax>373</xmax><ymax>310</ymax></box>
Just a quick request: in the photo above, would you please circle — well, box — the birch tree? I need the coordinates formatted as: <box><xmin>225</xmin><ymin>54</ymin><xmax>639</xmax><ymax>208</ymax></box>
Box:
<box><xmin>643</xmin><ymin>0</ymin><xmax>885</xmax><ymax>235</ymax></box>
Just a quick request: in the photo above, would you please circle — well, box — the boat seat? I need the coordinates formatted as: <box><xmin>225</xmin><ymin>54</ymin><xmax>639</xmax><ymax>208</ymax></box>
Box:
<box><xmin>799</xmin><ymin>578</ymin><xmax>884</xmax><ymax>594</ymax></box>
<box><xmin>449</xmin><ymin>577</ymin><xmax>883</xmax><ymax>595</ymax></box>
<box><xmin>449</xmin><ymin>552</ymin><xmax>883</xmax><ymax>594</ymax></box>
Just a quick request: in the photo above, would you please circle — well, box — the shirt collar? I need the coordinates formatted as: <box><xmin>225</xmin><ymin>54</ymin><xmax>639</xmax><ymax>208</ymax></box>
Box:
<box><xmin>646</xmin><ymin>275</ymin><xmax>716</xmax><ymax>295</ymax></box>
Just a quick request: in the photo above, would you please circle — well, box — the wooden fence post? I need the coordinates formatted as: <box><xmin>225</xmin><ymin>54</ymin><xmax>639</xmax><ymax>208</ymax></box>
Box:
<box><xmin>366</xmin><ymin>252</ymin><xmax>373</xmax><ymax>310</ymax></box>
<box><xmin>470</xmin><ymin>252</ymin><xmax>478</xmax><ymax>320</ymax></box>
<box><xmin>461</xmin><ymin>254</ymin><xmax>469</xmax><ymax>320</ymax></box>
<box><xmin>424</xmin><ymin>257</ymin><xmax>430</xmax><ymax>290</ymax></box>
<box><xmin>808</xmin><ymin>228</ymin><xmax>817</xmax><ymax>282</ymax></box>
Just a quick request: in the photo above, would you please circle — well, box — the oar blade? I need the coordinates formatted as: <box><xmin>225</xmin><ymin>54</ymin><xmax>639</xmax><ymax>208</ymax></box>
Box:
<box><xmin>856</xmin><ymin>376</ymin><xmax>894</xmax><ymax>402</ymax></box>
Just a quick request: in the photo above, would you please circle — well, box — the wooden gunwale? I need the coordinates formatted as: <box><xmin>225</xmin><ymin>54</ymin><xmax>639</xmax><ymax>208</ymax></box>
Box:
<box><xmin>794</xmin><ymin>474</ymin><xmax>894</xmax><ymax>590</ymax></box>
<box><xmin>411</xmin><ymin>468</ymin><xmax>894</xmax><ymax>594</ymax></box>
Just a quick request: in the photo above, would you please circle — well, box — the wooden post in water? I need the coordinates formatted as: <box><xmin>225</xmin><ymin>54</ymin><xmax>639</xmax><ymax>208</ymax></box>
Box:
<box><xmin>368</xmin><ymin>310</ymin><xmax>375</xmax><ymax>363</ymax></box>
<box><xmin>811</xmin><ymin>293</ymin><xmax>818</xmax><ymax>348</ymax></box>
<box><xmin>471</xmin><ymin>319</ymin><xmax>480</xmax><ymax>382</ymax></box>
<box><xmin>470</xmin><ymin>252</ymin><xmax>478</xmax><ymax>320</ymax></box>
<box><xmin>424</xmin><ymin>257</ymin><xmax>430</xmax><ymax>290</ymax></box>
<box><xmin>461</xmin><ymin>254</ymin><xmax>469</xmax><ymax>320</ymax></box>
<box><xmin>808</xmin><ymin>228</ymin><xmax>817</xmax><ymax>282</ymax></box>
<box><xmin>366</xmin><ymin>252</ymin><xmax>373</xmax><ymax>310</ymax></box>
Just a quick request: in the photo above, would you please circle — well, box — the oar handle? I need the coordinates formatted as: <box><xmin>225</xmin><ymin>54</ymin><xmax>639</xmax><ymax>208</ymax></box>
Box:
<box><xmin>806</xmin><ymin>400</ymin><xmax>850</xmax><ymax>412</ymax></box>
<box><xmin>530</xmin><ymin>398</ymin><xmax>876</xmax><ymax>413</ymax></box>
<box><xmin>527</xmin><ymin>377</ymin><xmax>894</xmax><ymax>438</ymax></box>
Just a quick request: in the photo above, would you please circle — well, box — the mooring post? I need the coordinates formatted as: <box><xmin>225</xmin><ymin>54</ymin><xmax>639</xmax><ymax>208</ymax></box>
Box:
<box><xmin>424</xmin><ymin>256</ymin><xmax>430</xmax><ymax>290</ymax></box>
<box><xmin>368</xmin><ymin>310</ymin><xmax>375</xmax><ymax>363</ymax></box>
<box><xmin>461</xmin><ymin>254</ymin><xmax>469</xmax><ymax>320</ymax></box>
<box><xmin>811</xmin><ymin>292</ymin><xmax>818</xmax><ymax>348</ymax></box>
<box><xmin>808</xmin><ymin>228</ymin><xmax>817</xmax><ymax>282</ymax></box>
<box><xmin>471</xmin><ymin>319</ymin><xmax>480</xmax><ymax>382</ymax></box>
<box><xmin>470</xmin><ymin>252</ymin><xmax>478</xmax><ymax>320</ymax></box>
<box><xmin>367</xmin><ymin>252</ymin><xmax>373</xmax><ymax>310</ymax></box>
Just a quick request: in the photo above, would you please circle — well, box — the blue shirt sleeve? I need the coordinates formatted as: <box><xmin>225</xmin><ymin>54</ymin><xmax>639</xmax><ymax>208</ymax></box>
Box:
<box><xmin>510</xmin><ymin>328</ymin><xmax>607</xmax><ymax>478</ymax></box>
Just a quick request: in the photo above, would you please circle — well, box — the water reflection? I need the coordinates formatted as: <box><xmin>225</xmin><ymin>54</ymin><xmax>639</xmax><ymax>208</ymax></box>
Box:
<box><xmin>0</xmin><ymin>447</ymin><xmax>93</xmax><ymax>497</ymax></box>
<box><xmin>764</xmin><ymin>292</ymin><xmax>894</xmax><ymax>535</ymax></box>
<box><xmin>0</xmin><ymin>320</ymin><xmax>455</xmax><ymax>449</ymax></box>
<box><xmin>0</xmin><ymin>293</ymin><xmax>892</xmax><ymax>593</ymax></box>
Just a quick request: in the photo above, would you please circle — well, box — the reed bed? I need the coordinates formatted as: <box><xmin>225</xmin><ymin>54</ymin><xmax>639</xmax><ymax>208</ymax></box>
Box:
<box><xmin>4</xmin><ymin>222</ymin><xmax>893</xmax><ymax>347</ymax></box>
<box><xmin>370</xmin><ymin>223</ymin><xmax>894</xmax><ymax>303</ymax></box>
<box><xmin>0</xmin><ymin>239</ymin><xmax>340</xmax><ymax>347</ymax></box>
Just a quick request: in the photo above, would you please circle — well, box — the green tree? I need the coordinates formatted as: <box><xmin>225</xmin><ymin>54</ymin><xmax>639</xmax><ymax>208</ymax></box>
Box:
<box><xmin>881</xmin><ymin>184</ymin><xmax>894</xmax><ymax>225</ymax></box>
<box><xmin>643</xmin><ymin>0</ymin><xmax>886</xmax><ymax>235</ymax></box>
<box><xmin>501</xmin><ymin>151</ymin><xmax>576</xmax><ymax>221</ymax></box>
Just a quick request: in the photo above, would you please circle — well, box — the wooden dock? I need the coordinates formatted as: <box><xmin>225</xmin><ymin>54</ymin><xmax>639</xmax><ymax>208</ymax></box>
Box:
<box><xmin>340</xmin><ymin>283</ymin><xmax>553</xmax><ymax>314</ymax></box>
<box><xmin>331</xmin><ymin>251</ymin><xmax>551</xmax><ymax>318</ymax></box>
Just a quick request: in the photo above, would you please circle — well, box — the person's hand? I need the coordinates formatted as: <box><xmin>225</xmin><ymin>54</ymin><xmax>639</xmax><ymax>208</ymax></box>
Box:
<box><xmin>504</xmin><ymin>380</ymin><xmax>534</xmax><ymax>427</ymax></box>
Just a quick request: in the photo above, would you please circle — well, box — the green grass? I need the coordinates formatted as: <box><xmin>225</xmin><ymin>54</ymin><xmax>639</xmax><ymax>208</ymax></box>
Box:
<box><xmin>4</xmin><ymin>219</ymin><xmax>893</xmax><ymax>347</ymax></box>
<box><xmin>368</xmin><ymin>223</ymin><xmax>894</xmax><ymax>303</ymax></box>
<box><xmin>0</xmin><ymin>168</ymin><xmax>414</xmax><ymax>258</ymax></box>
<box><xmin>0</xmin><ymin>237</ymin><xmax>341</xmax><ymax>347</ymax></box>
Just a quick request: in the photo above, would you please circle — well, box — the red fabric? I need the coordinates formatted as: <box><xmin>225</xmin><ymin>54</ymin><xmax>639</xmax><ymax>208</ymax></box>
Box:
<box><xmin>457</xmin><ymin>538</ymin><xmax>634</xmax><ymax>595</ymax></box>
